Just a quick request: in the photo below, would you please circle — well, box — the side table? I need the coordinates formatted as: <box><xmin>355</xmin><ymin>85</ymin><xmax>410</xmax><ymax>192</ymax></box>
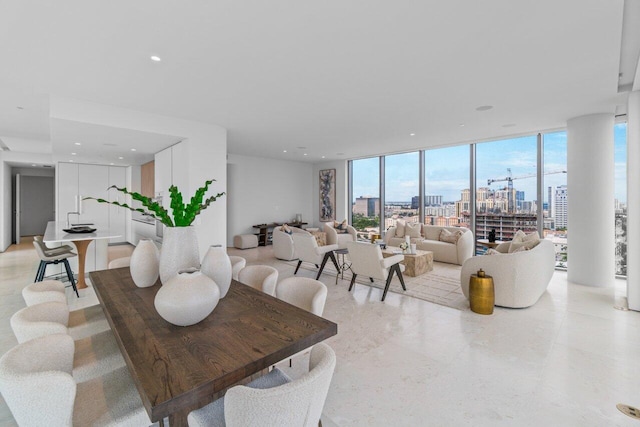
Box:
<box><xmin>334</xmin><ymin>248</ymin><xmax>351</xmax><ymax>285</ymax></box>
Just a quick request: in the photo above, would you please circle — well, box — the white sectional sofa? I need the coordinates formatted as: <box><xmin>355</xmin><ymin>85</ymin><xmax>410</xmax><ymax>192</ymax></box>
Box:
<box><xmin>383</xmin><ymin>223</ymin><xmax>474</xmax><ymax>265</ymax></box>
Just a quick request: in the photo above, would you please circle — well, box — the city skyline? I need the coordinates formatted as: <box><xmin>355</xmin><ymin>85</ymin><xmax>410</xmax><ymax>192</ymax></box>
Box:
<box><xmin>352</xmin><ymin>124</ymin><xmax>627</xmax><ymax>205</ymax></box>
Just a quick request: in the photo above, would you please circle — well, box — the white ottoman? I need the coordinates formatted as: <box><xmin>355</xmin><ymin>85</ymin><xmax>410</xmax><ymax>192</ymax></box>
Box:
<box><xmin>234</xmin><ymin>234</ymin><xmax>259</xmax><ymax>249</ymax></box>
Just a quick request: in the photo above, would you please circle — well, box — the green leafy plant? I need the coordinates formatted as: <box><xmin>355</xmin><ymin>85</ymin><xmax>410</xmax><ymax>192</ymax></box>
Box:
<box><xmin>84</xmin><ymin>179</ymin><xmax>225</xmax><ymax>227</ymax></box>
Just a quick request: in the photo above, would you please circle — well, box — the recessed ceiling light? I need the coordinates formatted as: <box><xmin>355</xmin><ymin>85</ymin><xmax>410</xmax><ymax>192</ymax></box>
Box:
<box><xmin>118</xmin><ymin>156</ymin><xmax>124</xmax><ymax>160</ymax></box>
<box><xmin>131</xmin><ymin>148</ymin><xmax>137</xmax><ymax>152</ymax></box>
<box><xmin>283</xmin><ymin>150</ymin><xmax>287</xmax><ymax>153</ymax></box>
<box><xmin>150</xmin><ymin>55</ymin><xmax>162</xmax><ymax>62</ymax></box>
<box><xmin>409</xmin><ymin>133</ymin><xmax>416</xmax><ymax>136</ymax></box>
<box><xmin>69</xmin><ymin>160</ymin><xmax>74</xmax><ymax>162</ymax></box>
<box><xmin>459</xmin><ymin>124</ymin><xmax>465</xmax><ymax>127</ymax></box>
<box><xmin>322</xmin><ymin>156</ymin><xmax>325</xmax><ymax>159</ymax></box>
<box><xmin>74</xmin><ymin>142</ymin><xmax>81</xmax><ymax>146</ymax></box>
<box><xmin>31</xmin><ymin>164</ymin><xmax>36</xmax><ymax>167</ymax></box>
<box><xmin>303</xmin><ymin>153</ymin><xmax>308</xmax><ymax>156</ymax></box>
<box><xmin>476</xmin><ymin>105</ymin><xmax>494</xmax><ymax>111</ymax></box>
<box><xmin>110</xmin><ymin>162</ymin><xmax>114</xmax><ymax>165</ymax></box>
<box><xmin>502</xmin><ymin>123</ymin><xmax>517</xmax><ymax>128</ymax></box>
<box><xmin>71</xmin><ymin>152</ymin><xmax>77</xmax><ymax>155</ymax></box>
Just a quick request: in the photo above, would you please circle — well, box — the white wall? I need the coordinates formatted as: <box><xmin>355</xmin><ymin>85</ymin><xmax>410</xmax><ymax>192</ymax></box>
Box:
<box><xmin>227</xmin><ymin>154</ymin><xmax>313</xmax><ymax>247</ymax></box>
<box><xmin>312</xmin><ymin>160</ymin><xmax>348</xmax><ymax>228</ymax></box>
<box><xmin>627</xmin><ymin>91</ymin><xmax>640</xmax><ymax>310</ymax></box>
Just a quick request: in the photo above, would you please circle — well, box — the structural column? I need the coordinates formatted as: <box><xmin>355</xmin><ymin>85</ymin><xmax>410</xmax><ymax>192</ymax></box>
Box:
<box><xmin>567</xmin><ymin>114</ymin><xmax>615</xmax><ymax>287</ymax></box>
<box><xmin>627</xmin><ymin>92</ymin><xmax>640</xmax><ymax>310</ymax></box>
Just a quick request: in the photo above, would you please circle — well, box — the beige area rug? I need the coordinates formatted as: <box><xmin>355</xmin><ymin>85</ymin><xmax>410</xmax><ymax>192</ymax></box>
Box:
<box><xmin>284</xmin><ymin>259</ymin><xmax>469</xmax><ymax>311</ymax></box>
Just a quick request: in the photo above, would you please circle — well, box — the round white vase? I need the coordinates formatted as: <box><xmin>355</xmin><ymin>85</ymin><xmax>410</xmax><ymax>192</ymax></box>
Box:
<box><xmin>200</xmin><ymin>245</ymin><xmax>232</xmax><ymax>298</ymax></box>
<box><xmin>154</xmin><ymin>269</ymin><xmax>220</xmax><ymax>326</ymax></box>
<box><xmin>130</xmin><ymin>239</ymin><xmax>160</xmax><ymax>288</ymax></box>
<box><xmin>159</xmin><ymin>227</ymin><xmax>200</xmax><ymax>284</ymax></box>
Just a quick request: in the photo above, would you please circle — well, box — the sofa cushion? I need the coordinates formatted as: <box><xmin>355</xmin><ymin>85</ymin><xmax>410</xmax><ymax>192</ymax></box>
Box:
<box><xmin>509</xmin><ymin>230</ymin><xmax>540</xmax><ymax>253</ymax></box>
<box><xmin>423</xmin><ymin>226</ymin><xmax>440</xmax><ymax>241</ymax></box>
<box><xmin>439</xmin><ymin>228</ymin><xmax>462</xmax><ymax>244</ymax></box>
<box><xmin>395</xmin><ymin>221</ymin><xmax>406</xmax><ymax>238</ymax></box>
<box><xmin>417</xmin><ymin>240</ymin><xmax>458</xmax><ymax>264</ymax></box>
<box><xmin>509</xmin><ymin>239</ymin><xmax>539</xmax><ymax>253</ymax></box>
<box><xmin>405</xmin><ymin>222</ymin><xmax>421</xmax><ymax>238</ymax></box>
<box><xmin>512</xmin><ymin>229</ymin><xmax>526</xmax><ymax>243</ymax></box>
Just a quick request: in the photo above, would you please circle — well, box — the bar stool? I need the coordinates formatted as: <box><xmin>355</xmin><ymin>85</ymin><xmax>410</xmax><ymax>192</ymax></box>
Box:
<box><xmin>32</xmin><ymin>240</ymin><xmax>79</xmax><ymax>298</ymax></box>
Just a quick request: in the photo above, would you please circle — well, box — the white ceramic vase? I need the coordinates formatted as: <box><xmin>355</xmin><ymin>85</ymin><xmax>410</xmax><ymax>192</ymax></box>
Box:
<box><xmin>130</xmin><ymin>239</ymin><xmax>160</xmax><ymax>288</ymax></box>
<box><xmin>159</xmin><ymin>226</ymin><xmax>200</xmax><ymax>284</ymax></box>
<box><xmin>201</xmin><ymin>245</ymin><xmax>232</xmax><ymax>298</ymax></box>
<box><xmin>154</xmin><ymin>269</ymin><xmax>220</xmax><ymax>326</ymax></box>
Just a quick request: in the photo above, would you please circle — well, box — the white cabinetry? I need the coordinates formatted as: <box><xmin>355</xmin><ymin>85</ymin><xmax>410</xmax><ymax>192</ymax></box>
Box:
<box><xmin>108</xmin><ymin>166</ymin><xmax>126</xmax><ymax>243</ymax></box>
<box><xmin>154</xmin><ymin>142</ymin><xmax>189</xmax><ymax>212</ymax></box>
<box><xmin>154</xmin><ymin>147</ymin><xmax>172</xmax><ymax>202</ymax></box>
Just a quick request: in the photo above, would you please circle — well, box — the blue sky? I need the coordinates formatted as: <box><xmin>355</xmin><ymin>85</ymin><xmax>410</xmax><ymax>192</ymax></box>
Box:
<box><xmin>353</xmin><ymin>123</ymin><xmax>627</xmax><ymax>204</ymax></box>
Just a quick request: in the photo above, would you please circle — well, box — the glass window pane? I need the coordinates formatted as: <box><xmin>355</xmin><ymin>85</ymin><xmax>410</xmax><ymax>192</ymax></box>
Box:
<box><xmin>384</xmin><ymin>152</ymin><xmax>419</xmax><ymax>230</ymax></box>
<box><xmin>615</xmin><ymin>122</ymin><xmax>627</xmax><ymax>276</ymax></box>
<box><xmin>351</xmin><ymin>158</ymin><xmax>380</xmax><ymax>237</ymax></box>
<box><xmin>424</xmin><ymin>146</ymin><xmax>470</xmax><ymax>228</ymax></box>
<box><xmin>543</xmin><ymin>131</ymin><xmax>568</xmax><ymax>269</ymax></box>
<box><xmin>476</xmin><ymin>136</ymin><xmax>538</xmax><ymax>248</ymax></box>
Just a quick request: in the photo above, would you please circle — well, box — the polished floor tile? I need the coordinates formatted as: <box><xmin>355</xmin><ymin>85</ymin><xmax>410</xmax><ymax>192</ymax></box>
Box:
<box><xmin>0</xmin><ymin>242</ymin><xmax>638</xmax><ymax>426</ymax></box>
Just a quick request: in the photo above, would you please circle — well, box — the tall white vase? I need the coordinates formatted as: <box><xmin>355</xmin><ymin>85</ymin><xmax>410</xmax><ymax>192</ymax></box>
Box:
<box><xmin>159</xmin><ymin>227</ymin><xmax>200</xmax><ymax>284</ymax></box>
<box><xmin>201</xmin><ymin>245</ymin><xmax>232</xmax><ymax>298</ymax></box>
<box><xmin>130</xmin><ymin>239</ymin><xmax>160</xmax><ymax>287</ymax></box>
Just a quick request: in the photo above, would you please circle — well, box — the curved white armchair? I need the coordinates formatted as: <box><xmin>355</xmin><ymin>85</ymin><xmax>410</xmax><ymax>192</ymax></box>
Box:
<box><xmin>276</xmin><ymin>277</ymin><xmax>328</xmax><ymax>316</ymax></box>
<box><xmin>0</xmin><ymin>334</ymin><xmax>149</xmax><ymax>427</ymax></box>
<box><xmin>273</xmin><ymin>227</ymin><xmax>307</xmax><ymax>261</ymax></box>
<box><xmin>238</xmin><ymin>265</ymin><xmax>279</xmax><ymax>296</ymax></box>
<box><xmin>460</xmin><ymin>239</ymin><xmax>556</xmax><ymax>308</ymax></box>
<box><xmin>323</xmin><ymin>222</ymin><xmax>357</xmax><ymax>249</ymax></box>
<box><xmin>22</xmin><ymin>280</ymin><xmax>67</xmax><ymax>306</ymax></box>
<box><xmin>188</xmin><ymin>342</ymin><xmax>336</xmax><ymax>427</ymax></box>
<box><xmin>346</xmin><ymin>241</ymin><xmax>406</xmax><ymax>301</ymax></box>
<box><xmin>229</xmin><ymin>256</ymin><xmax>246</xmax><ymax>281</ymax></box>
<box><xmin>292</xmin><ymin>232</ymin><xmax>339</xmax><ymax>280</ymax></box>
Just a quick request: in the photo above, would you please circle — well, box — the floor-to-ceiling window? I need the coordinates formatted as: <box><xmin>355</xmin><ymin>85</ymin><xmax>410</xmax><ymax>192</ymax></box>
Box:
<box><xmin>351</xmin><ymin>157</ymin><xmax>380</xmax><ymax>238</ymax></box>
<box><xmin>384</xmin><ymin>152</ymin><xmax>419</xmax><ymax>230</ymax></box>
<box><xmin>543</xmin><ymin>131</ymin><xmax>568</xmax><ymax>269</ymax></box>
<box><xmin>475</xmin><ymin>135</ymin><xmax>539</xmax><ymax>244</ymax></box>
<box><xmin>614</xmin><ymin>122</ymin><xmax>627</xmax><ymax>276</ymax></box>
<box><xmin>424</xmin><ymin>145</ymin><xmax>470</xmax><ymax>228</ymax></box>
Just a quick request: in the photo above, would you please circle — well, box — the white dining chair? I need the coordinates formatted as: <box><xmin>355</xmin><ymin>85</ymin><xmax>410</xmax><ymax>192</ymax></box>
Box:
<box><xmin>108</xmin><ymin>257</ymin><xmax>131</xmax><ymax>269</ymax></box>
<box><xmin>229</xmin><ymin>256</ymin><xmax>246</xmax><ymax>281</ymax></box>
<box><xmin>22</xmin><ymin>280</ymin><xmax>67</xmax><ymax>306</ymax></box>
<box><xmin>10</xmin><ymin>301</ymin><xmax>69</xmax><ymax>343</ymax></box>
<box><xmin>238</xmin><ymin>265</ymin><xmax>279</xmax><ymax>296</ymax></box>
<box><xmin>0</xmin><ymin>334</ymin><xmax>150</xmax><ymax>427</ymax></box>
<box><xmin>187</xmin><ymin>342</ymin><xmax>336</xmax><ymax>427</ymax></box>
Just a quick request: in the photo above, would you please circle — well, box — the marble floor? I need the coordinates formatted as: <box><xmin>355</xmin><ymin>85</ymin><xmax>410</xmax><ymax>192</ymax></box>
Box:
<box><xmin>1</xmin><ymin>241</ymin><xmax>639</xmax><ymax>426</ymax></box>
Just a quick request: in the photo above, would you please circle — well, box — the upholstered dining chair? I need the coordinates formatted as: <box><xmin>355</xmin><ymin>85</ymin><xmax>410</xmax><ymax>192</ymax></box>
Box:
<box><xmin>32</xmin><ymin>239</ymin><xmax>79</xmax><ymax>297</ymax></box>
<box><xmin>108</xmin><ymin>257</ymin><xmax>131</xmax><ymax>269</ymax></box>
<box><xmin>22</xmin><ymin>280</ymin><xmax>67</xmax><ymax>306</ymax></box>
<box><xmin>187</xmin><ymin>342</ymin><xmax>336</xmax><ymax>427</ymax></box>
<box><xmin>229</xmin><ymin>256</ymin><xmax>246</xmax><ymax>281</ymax></box>
<box><xmin>238</xmin><ymin>265</ymin><xmax>279</xmax><ymax>296</ymax></box>
<box><xmin>346</xmin><ymin>241</ymin><xmax>406</xmax><ymax>301</ymax></box>
<box><xmin>0</xmin><ymin>334</ymin><xmax>150</xmax><ymax>426</ymax></box>
<box><xmin>291</xmin><ymin>232</ymin><xmax>339</xmax><ymax>280</ymax></box>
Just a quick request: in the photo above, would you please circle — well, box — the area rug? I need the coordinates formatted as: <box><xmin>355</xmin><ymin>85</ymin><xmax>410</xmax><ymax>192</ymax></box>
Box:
<box><xmin>283</xmin><ymin>259</ymin><xmax>469</xmax><ymax>311</ymax></box>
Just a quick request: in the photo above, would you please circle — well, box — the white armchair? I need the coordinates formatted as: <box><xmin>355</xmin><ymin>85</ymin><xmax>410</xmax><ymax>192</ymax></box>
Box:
<box><xmin>292</xmin><ymin>232</ymin><xmax>339</xmax><ymax>280</ymax></box>
<box><xmin>460</xmin><ymin>239</ymin><xmax>556</xmax><ymax>308</ymax></box>
<box><xmin>273</xmin><ymin>226</ymin><xmax>307</xmax><ymax>261</ymax></box>
<box><xmin>346</xmin><ymin>241</ymin><xmax>406</xmax><ymax>301</ymax></box>
<box><xmin>323</xmin><ymin>221</ymin><xmax>357</xmax><ymax>249</ymax></box>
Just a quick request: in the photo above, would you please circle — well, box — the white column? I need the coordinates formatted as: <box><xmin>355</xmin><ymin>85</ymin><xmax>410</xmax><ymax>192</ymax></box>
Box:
<box><xmin>627</xmin><ymin>92</ymin><xmax>640</xmax><ymax>310</ymax></box>
<box><xmin>567</xmin><ymin>114</ymin><xmax>615</xmax><ymax>287</ymax></box>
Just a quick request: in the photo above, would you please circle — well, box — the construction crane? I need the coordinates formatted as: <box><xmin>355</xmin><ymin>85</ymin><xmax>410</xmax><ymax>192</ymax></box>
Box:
<box><xmin>487</xmin><ymin>169</ymin><xmax>567</xmax><ymax>213</ymax></box>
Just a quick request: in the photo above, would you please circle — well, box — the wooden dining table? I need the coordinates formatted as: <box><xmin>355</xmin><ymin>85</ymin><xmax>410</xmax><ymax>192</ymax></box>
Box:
<box><xmin>89</xmin><ymin>268</ymin><xmax>338</xmax><ymax>426</ymax></box>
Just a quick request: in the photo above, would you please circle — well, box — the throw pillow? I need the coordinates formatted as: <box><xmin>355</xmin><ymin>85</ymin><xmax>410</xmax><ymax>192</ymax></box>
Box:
<box><xmin>523</xmin><ymin>231</ymin><xmax>540</xmax><ymax>243</ymax></box>
<box><xmin>333</xmin><ymin>220</ymin><xmax>346</xmax><ymax>230</ymax></box>
<box><xmin>508</xmin><ymin>239</ymin><xmax>539</xmax><ymax>253</ymax></box>
<box><xmin>511</xmin><ymin>245</ymin><xmax>530</xmax><ymax>253</ymax></box>
<box><xmin>484</xmin><ymin>248</ymin><xmax>501</xmax><ymax>255</ymax></box>
<box><xmin>512</xmin><ymin>229</ymin><xmax>526</xmax><ymax>243</ymax></box>
<box><xmin>439</xmin><ymin>228</ymin><xmax>462</xmax><ymax>244</ymax></box>
<box><xmin>281</xmin><ymin>224</ymin><xmax>292</xmax><ymax>235</ymax></box>
<box><xmin>405</xmin><ymin>222</ymin><xmax>421</xmax><ymax>238</ymax></box>
<box><xmin>395</xmin><ymin>220</ymin><xmax>406</xmax><ymax>238</ymax></box>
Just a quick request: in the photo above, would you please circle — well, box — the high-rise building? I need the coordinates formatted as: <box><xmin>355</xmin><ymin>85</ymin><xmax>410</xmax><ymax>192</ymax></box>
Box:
<box><xmin>547</xmin><ymin>186</ymin><xmax>554</xmax><ymax>219</ymax></box>
<box><xmin>411</xmin><ymin>195</ymin><xmax>443</xmax><ymax>209</ymax></box>
<box><xmin>353</xmin><ymin>196</ymin><xmax>380</xmax><ymax>217</ymax></box>
<box><xmin>554</xmin><ymin>185</ymin><xmax>568</xmax><ymax>229</ymax></box>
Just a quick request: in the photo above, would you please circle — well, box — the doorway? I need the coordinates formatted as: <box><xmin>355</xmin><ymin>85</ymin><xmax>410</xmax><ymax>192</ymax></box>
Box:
<box><xmin>12</xmin><ymin>167</ymin><xmax>55</xmax><ymax>243</ymax></box>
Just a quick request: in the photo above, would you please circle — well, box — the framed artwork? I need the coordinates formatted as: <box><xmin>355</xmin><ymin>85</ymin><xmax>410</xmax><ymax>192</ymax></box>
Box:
<box><xmin>319</xmin><ymin>169</ymin><xmax>336</xmax><ymax>222</ymax></box>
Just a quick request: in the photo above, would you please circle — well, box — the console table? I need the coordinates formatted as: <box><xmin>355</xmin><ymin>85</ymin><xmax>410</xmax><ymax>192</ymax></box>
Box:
<box><xmin>253</xmin><ymin>222</ymin><xmax>309</xmax><ymax>246</ymax></box>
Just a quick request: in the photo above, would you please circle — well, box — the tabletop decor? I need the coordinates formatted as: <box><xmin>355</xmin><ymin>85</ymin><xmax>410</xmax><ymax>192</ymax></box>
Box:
<box><xmin>130</xmin><ymin>239</ymin><xmax>160</xmax><ymax>287</ymax></box>
<box><xmin>201</xmin><ymin>245</ymin><xmax>232</xmax><ymax>298</ymax></box>
<box><xmin>154</xmin><ymin>268</ymin><xmax>220</xmax><ymax>326</ymax></box>
<box><xmin>84</xmin><ymin>179</ymin><xmax>225</xmax><ymax>283</ymax></box>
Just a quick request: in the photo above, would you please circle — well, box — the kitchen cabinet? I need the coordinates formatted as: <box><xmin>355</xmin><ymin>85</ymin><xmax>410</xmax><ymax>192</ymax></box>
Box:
<box><xmin>132</xmin><ymin>219</ymin><xmax>159</xmax><ymax>246</ymax></box>
<box><xmin>154</xmin><ymin>141</ymin><xmax>189</xmax><ymax>212</ymax></box>
<box><xmin>108</xmin><ymin>166</ymin><xmax>127</xmax><ymax>243</ymax></box>
<box><xmin>141</xmin><ymin>161</ymin><xmax>155</xmax><ymax>197</ymax></box>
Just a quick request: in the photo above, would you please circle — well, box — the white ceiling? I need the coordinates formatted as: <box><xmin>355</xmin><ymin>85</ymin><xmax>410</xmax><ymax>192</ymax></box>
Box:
<box><xmin>0</xmin><ymin>0</ymin><xmax>634</xmax><ymax>164</ymax></box>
